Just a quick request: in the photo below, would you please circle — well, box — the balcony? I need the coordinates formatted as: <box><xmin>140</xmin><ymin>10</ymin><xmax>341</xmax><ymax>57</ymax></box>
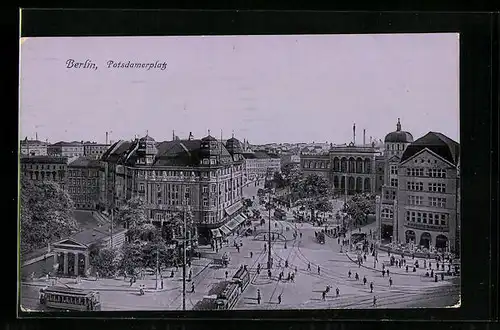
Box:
<box><xmin>405</xmin><ymin>221</ymin><xmax>449</xmax><ymax>232</ymax></box>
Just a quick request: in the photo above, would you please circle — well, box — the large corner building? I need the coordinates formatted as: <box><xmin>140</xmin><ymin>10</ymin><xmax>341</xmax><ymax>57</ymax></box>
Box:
<box><xmin>99</xmin><ymin>133</ymin><xmax>246</xmax><ymax>245</ymax></box>
<box><xmin>376</xmin><ymin>119</ymin><xmax>460</xmax><ymax>254</ymax></box>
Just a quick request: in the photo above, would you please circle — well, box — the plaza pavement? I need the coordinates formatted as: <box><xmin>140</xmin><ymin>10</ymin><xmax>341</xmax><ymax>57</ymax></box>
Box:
<box><xmin>20</xmin><ymin>189</ymin><xmax>460</xmax><ymax>311</ymax></box>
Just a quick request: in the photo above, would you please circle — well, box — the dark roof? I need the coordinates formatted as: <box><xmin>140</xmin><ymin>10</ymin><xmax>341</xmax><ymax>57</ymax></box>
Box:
<box><xmin>68</xmin><ymin>156</ymin><xmax>101</xmax><ymax>168</ymax></box>
<box><xmin>21</xmin><ymin>156</ymin><xmax>68</xmax><ymax>164</ymax></box>
<box><xmin>400</xmin><ymin>132</ymin><xmax>460</xmax><ymax>165</ymax></box>
<box><xmin>101</xmin><ymin>140</ymin><xmax>133</xmax><ymax>162</ymax></box>
<box><xmin>50</xmin><ymin>141</ymin><xmax>83</xmax><ymax>146</ymax></box>
<box><xmin>20</xmin><ymin>139</ymin><xmax>47</xmax><ymax>145</ymax></box>
<box><xmin>225</xmin><ymin>137</ymin><xmax>243</xmax><ymax>154</ymax></box>
<box><xmin>242</xmin><ymin>153</ymin><xmax>256</xmax><ymax>159</ymax></box>
<box><xmin>384</xmin><ymin>131</ymin><xmax>414</xmax><ymax>143</ymax></box>
<box><xmin>70</xmin><ymin>223</ymin><xmax>126</xmax><ymax>246</ymax></box>
<box><xmin>201</xmin><ymin>135</ymin><xmax>218</xmax><ymax>142</ymax></box>
<box><xmin>384</xmin><ymin>119</ymin><xmax>414</xmax><ymax>143</ymax></box>
<box><xmin>253</xmin><ymin>151</ymin><xmax>272</xmax><ymax>159</ymax></box>
<box><xmin>139</xmin><ymin>135</ymin><xmax>155</xmax><ymax>142</ymax></box>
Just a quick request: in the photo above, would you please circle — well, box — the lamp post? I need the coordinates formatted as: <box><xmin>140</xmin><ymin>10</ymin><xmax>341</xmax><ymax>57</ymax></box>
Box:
<box><xmin>267</xmin><ymin>191</ymin><xmax>272</xmax><ymax>270</ymax></box>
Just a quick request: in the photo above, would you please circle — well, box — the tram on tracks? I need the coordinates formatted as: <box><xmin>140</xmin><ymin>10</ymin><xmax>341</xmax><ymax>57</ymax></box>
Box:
<box><xmin>39</xmin><ymin>286</ymin><xmax>101</xmax><ymax>311</ymax></box>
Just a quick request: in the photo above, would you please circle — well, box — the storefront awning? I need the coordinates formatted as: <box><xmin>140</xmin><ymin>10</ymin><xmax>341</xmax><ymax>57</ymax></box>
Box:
<box><xmin>211</xmin><ymin>229</ymin><xmax>222</xmax><ymax>238</ymax></box>
<box><xmin>224</xmin><ymin>201</ymin><xmax>243</xmax><ymax>217</ymax></box>
<box><xmin>219</xmin><ymin>225</ymin><xmax>231</xmax><ymax>236</ymax></box>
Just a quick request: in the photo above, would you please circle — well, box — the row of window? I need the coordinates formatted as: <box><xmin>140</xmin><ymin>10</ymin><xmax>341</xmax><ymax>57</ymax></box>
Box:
<box><xmin>68</xmin><ymin>170</ymin><xmax>99</xmax><ymax>177</ymax></box>
<box><xmin>406</xmin><ymin>210</ymin><xmax>448</xmax><ymax>226</ymax></box>
<box><xmin>406</xmin><ymin>182</ymin><xmax>447</xmax><ymax>193</ymax></box>
<box><xmin>408</xmin><ymin>196</ymin><xmax>446</xmax><ymax>208</ymax></box>
<box><xmin>137</xmin><ymin>166</ymin><xmax>243</xmax><ymax>178</ymax></box>
<box><xmin>69</xmin><ymin>178</ymin><xmax>98</xmax><ymax>185</ymax></box>
<box><xmin>405</xmin><ymin>167</ymin><xmax>447</xmax><ymax>178</ymax></box>
<box><xmin>22</xmin><ymin>164</ymin><xmax>65</xmax><ymax>170</ymax></box>
<box><xmin>68</xmin><ymin>186</ymin><xmax>99</xmax><ymax>194</ymax></box>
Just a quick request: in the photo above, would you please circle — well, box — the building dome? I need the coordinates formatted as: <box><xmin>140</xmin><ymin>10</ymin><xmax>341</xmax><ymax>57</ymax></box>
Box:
<box><xmin>139</xmin><ymin>135</ymin><xmax>155</xmax><ymax>143</ymax></box>
<box><xmin>137</xmin><ymin>133</ymin><xmax>157</xmax><ymax>156</ymax></box>
<box><xmin>226</xmin><ymin>136</ymin><xmax>243</xmax><ymax>154</ymax></box>
<box><xmin>201</xmin><ymin>135</ymin><xmax>218</xmax><ymax>142</ymax></box>
<box><xmin>384</xmin><ymin>118</ymin><xmax>413</xmax><ymax>143</ymax></box>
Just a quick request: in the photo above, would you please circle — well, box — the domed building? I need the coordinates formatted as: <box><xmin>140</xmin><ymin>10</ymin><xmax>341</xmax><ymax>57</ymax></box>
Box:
<box><xmin>384</xmin><ymin>118</ymin><xmax>413</xmax><ymax>158</ymax></box>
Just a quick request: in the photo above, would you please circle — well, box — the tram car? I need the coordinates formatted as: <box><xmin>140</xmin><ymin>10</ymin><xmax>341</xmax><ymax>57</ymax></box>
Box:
<box><xmin>213</xmin><ymin>252</ymin><xmax>230</xmax><ymax>267</ymax></box>
<box><xmin>232</xmin><ymin>265</ymin><xmax>250</xmax><ymax>291</ymax></box>
<box><xmin>39</xmin><ymin>286</ymin><xmax>101</xmax><ymax>311</ymax></box>
<box><xmin>215</xmin><ymin>282</ymin><xmax>240</xmax><ymax>310</ymax></box>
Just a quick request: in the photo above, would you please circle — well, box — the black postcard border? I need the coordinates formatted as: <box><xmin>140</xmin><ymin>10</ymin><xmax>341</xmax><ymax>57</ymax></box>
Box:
<box><xmin>11</xmin><ymin>9</ymin><xmax>499</xmax><ymax>325</ymax></box>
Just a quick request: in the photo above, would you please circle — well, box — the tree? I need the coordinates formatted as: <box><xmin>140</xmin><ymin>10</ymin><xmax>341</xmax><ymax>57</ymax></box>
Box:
<box><xmin>342</xmin><ymin>193</ymin><xmax>376</xmax><ymax>226</ymax></box>
<box><xmin>117</xmin><ymin>241</ymin><xmax>144</xmax><ymax>277</ymax></box>
<box><xmin>315</xmin><ymin>198</ymin><xmax>333</xmax><ymax>221</ymax></box>
<box><xmin>291</xmin><ymin>174</ymin><xmax>331</xmax><ymax>221</ymax></box>
<box><xmin>272</xmin><ymin>171</ymin><xmax>286</xmax><ymax>189</ymax></box>
<box><xmin>92</xmin><ymin>248</ymin><xmax>118</xmax><ymax>278</ymax></box>
<box><xmin>20</xmin><ymin>178</ymin><xmax>78</xmax><ymax>255</ymax></box>
<box><xmin>116</xmin><ymin>196</ymin><xmax>149</xmax><ymax>241</ymax></box>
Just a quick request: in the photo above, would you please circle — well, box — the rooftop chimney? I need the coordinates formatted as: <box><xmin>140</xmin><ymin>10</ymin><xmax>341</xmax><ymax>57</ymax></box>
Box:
<box><xmin>106</xmin><ymin>132</ymin><xmax>108</xmax><ymax>145</ymax></box>
<box><xmin>363</xmin><ymin>129</ymin><xmax>366</xmax><ymax>146</ymax></box>
<box><xmin>353</xmin><ymin>123</ymin><xmax>356</xmax><ymax>145</ymax></box>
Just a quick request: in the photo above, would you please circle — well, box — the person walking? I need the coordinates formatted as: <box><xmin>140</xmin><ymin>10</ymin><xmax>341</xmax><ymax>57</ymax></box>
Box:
<box><xmin>336</xmin><ymin>287</ymin><xmax>340</xmax><ymax>297</ymax></box>
<box><xmin>389</xmin><ymin>277</ymin><xmax>393</xmax><ymax>287</ymax></box>
<box><xmin>278</xmin><ymin>293</ymin><xmax>282</xmax><ymax>304</ymax></box>
<box><xmin>348</xmin><ymin>270</ymin><xmax>351</xmax><ymax>278</ymax></box>
<box><xmin>370</xmin><ymin>281</ymin><xmax>374</xmax><ymax>293</ymax></box>
<box><xmin>191</xmin><ymin>282</ymin><xmax>195</xmax><ymax>293</ymax></box>
<box><xmin>322</xmin><ymin>291</ymin><xmax>326</xmax><ymax>301</ymax></box>
<box><xmin>373</xmin><ymin>296</ymin><xmax>377</xmax><ymax>307</ymax></box>
<box><xmin>318</xmin><ymin>265</ymin><xmax>321</xmax><ymax>275</ymax></box>
<box><xmin>363</xmin><ymin>276</ymin><xmax>367</xmax><ymax>285</ymax></box>
<box><xmin>355</xmin><ymin>273</ymin><xmax>359</xmax><ymax>281</ymax></box>
<box><xmin>386</xmin><ymin>269</ymin><xmax>389</xmax><ymax>276</ymax></box>
<box><xmin>308</xmin><ymin>263</ymin><xmax>311</xmax><ymax>271</ymax></box>
<box><xmin>257</xmin><ymin>289</ymin><xmax>261</xmax><ymax>304</ymax></box>
<box><xmin>250</xmin><ymin>251</ymin><xmax>253</xmax><ymax>258</ymax></box>
<box><xmin>225</xmin><ymin>270</ymin><xmax>228</xmax><ymax>279</ymax></box>
<box><xmin>382</xmin><ymin>269</ymin><xmax>385</xmax><ymax>277</ymax></box>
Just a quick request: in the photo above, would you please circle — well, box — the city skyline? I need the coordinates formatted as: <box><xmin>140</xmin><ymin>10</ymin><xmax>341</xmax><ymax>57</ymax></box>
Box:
<box><xmin>20</xmin><ymin>34</ymin><xmax>459</xmax><ymax>145</ymax></box>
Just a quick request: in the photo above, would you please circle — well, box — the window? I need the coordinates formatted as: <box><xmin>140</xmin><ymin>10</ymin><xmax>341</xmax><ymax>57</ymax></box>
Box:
<box><xmin>407</xmin><ymin>181</ymin><xmax>423</xmax><ymax>191</ymax></box>
<box><xmin>428</xmin><ymin>168</ymin><xmax>447</xmax><ymax>178</ymax></box>
<box><xmin>202</xmin><ymin>186</ymin><xmax>208</xmax><ymax>194</ymax></box>
<box><xmin>381</xmin><ymin>208</ymin><xmax>393</xmax><ymax>219</ymax></box>
<box><xmin>390</xmin><ymin>165</ymin><xmax>397</xmax><ymax>175</ymax></box>
<box><xmin>440</xmin><ymin>214</ymin><xmax>447</xmax><ymax>225</ymax></box>
<box><xmin>428</xmin><ymin>183</ymin><xmax>446</xmax><ymax>193</ymax></box>
<box><xmin>203</xmin><ymin>199</ymin><xmax>209</xmax><ymax>207</ymax></box>
<box><xmin>390</xmin><ymin>178</ymin><xmax>398</xmax><ymax>187</ymax></box>
<box><xmin>139</xmin><ymin>183</ymin><xmax>144</xmax><ymax>192</ymax></box>
<box><xmin>408</xmin><ymin>195</ymin><xmax>423</xmax><ymax>205</ymax></box>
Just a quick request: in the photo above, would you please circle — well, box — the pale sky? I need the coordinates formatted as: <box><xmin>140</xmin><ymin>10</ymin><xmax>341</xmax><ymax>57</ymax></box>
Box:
<box><xmin>19</xmin><ymin>34</ymin><xmax>459</xmax><ymax>145</ymax></box>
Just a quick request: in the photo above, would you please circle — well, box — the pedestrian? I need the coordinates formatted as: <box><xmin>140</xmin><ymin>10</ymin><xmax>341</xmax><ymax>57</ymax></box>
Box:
<box><xmin>257</xmin><ymin>289</ymin><xmax>261</xmax><ymax>304</ymax></box>
<box><xmin>355</xmin><ymin>273</ymin><xmax>359</xmax><ymax>281</ymax></box>
<box><xmin>363</xmin><ymin>276</ymin><xmax>367</xmax><ymax>285</ymax></box>
<box><xmin>225</xmin><ymin>270</ymin><xmax>228</xmax><ymax>279</ymax></box>
<box><xmin>318</xmin><ymin>266</ymin><xmax>321</xmax><ymax>275</ymax></box>
<box><xmin>435</xmin><ymin>274</ymin><xmax>438</xmax><ymax>282</ymax></box>
<box><xmin>308</xmin><ymin>263</ymin><xmax>311</xmax><ymax>271</ymax></box>
<box><xmin>279</xmin><ymin>273</ymin><xmax>282</xmax><ymax>281</ymax></box>
<box><xmin>370</xmin><ymin>282</ymin><xmax>374</xmax><ymax>293</ymax></box>
<box><xmin>386</xmin><ymin>269</ymin><xmax>390</xmax><ymax>276</ymax></box>
<box><xmin>191</xmin><ymin>282</ymin><xmax>195</xmax><ymax>293</ymax></box>
<box><xmin>336</xmin><ymin>287</ymin><xmax>340</xmax><ymax>297</ymax></box>
<box><xmin>373</xmin><ymin>296</ymin><xmax>377</xmax><ymax>307</ymax></box>
<box><xmin>250</xmin><ymin>251</ymin><xmax>253</xmax><ymax>258</ymax></box>
<box><xmin>413</xmin><ymin>266</ymin><xmax>416</xmax><ymax>272</ymax></box>
<box><xmin>382</xmin><ymin>269</ymin><xmax>385</xmax><ymax>277</ymax></box>
<box><xmin>300</xmin><ymin>232</ymin><xmax>302</xmax><ymax>238</ymax></box>
<box><xmin>189</xmin><ymin>270</ymin><xmax>192</xmax><ymax>281</ymax></box>
<box><xmin>441</xmin><ymin>272</ymin><xmax>445</xmax><ymax>281</ymax></box>
<box><xmin>431</xmin><ymin>269</ymin><xmax>434</xmax><ymax>278</ymax></box>
<box><xmin>348</xmin><ymin>270</ymin><xmax>351</xmax><ymax>278</ymax></box>
<box><xmin>278</xmin><ymin>293</ymin><xmax>282</xmax><ymax>304</ymax></box>
<box><xmin>389</xmin><ymin>277</ymin><xmax>393</xmax><ymax>287</ymax></box>
<box><xmin>322</xmin><ymin>291</ymin><xmax>326</xmax><ymax>300</ymax></box>
<box><xmin>291</xmin><ymin>273</ymin><xmax>295</xmax><ymax>282</ymax></box>
<box><xmin>406</xmin><ymin>265</ymin><xmax>409</xmax><ymax>273</ymax></box>
<box><xmin>295</xmin><ymin>266</ymin><xmax>298</xmax><ymax>274</ymax></box>
<box><xmin>268</xmin><ymin>269</ymin><xmax>272</xmax><ymax>279</ymax></box>
<box><xmin>264</xmin><ymin>243</ymin><xmax>267</xmax><ymax>251</ymax></box>
<box><xmin>160</xmin><ymin>277</ymin><xmax>164</xmax><ymax>289</ymax></box>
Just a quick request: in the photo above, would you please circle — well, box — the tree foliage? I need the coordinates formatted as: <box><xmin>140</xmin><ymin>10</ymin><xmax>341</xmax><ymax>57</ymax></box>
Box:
<box><xmin>20</xmin><ymin>178</ymin><xmax>78</xmax><ymax>255</ymax></box>
<box><xmin>272</xmin><ymin>171</ymin><xmax>286</xmax><ymax>189</ymax></box>
<box><xmin>342</xmin><ymin>193</ymin><xmax>376</xmax><ymax>226</ymax></box>
<box><xmin>92</xmin><ymin>248</ymin><xmax>118</xmax><ymax>277</ymax></box>
<box><xmin>291</xmin><ymin>174</ymin><xmax>331</xmax><ymax>221</ymax></box>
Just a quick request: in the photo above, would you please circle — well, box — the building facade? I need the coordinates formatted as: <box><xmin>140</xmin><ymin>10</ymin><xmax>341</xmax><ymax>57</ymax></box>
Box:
<box><xmin>375</xmin><ymin>130</ymin><xmax>460</xmax><ymax>253</ymax></box>
<box><xmin>100</xmin><ymin>134</ymin><xmax>246</xmax><ymax>244</ymax></box>
<box><xmin>48</xmin><ymin>141</ymin><xmax>85</xmax><ymax>159</ymax></box>
<box><xmin>300</xmin><ymin>144</ymin><xmax>378</xmax><ymax>195</ymax></box>
<box><xmin>83</xmin><ymin>142</ymin><xmax>111</xmax><ymax>160</ymax></box>
<box><xmin>68</xmin><ymin>157</ymin><xmax>102</xmax><ymax>210</ymax></box>
<box><xmin>242</xmin><ymin>152</ymin><xmax>281</xmax><ymax>181</ymax></box>
<box><xmin>20</xmin><ymin>156</ymin><xmax>68</xmax><ymax>189</ymax></box>
<box><xmin>377</xmin><ymin>119</ymin><xmax>414</xmax><ymax>242</ymax></box>
<box><xmin>20</xmin><ymin>139</ymin><xmax>48</xmax><ymax>156</ymax></box>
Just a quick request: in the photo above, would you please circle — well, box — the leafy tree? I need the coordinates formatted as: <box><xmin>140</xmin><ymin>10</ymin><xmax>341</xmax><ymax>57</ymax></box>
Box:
<box><xmin>117</xmin><ymin>241</ymin><xmax>144</xmax><ymax>277</ymax></box>
<box><xmin>20</xmin><ymin>178</ymin><xmax>78</xmax><ymax>255</ymax></box>
<box><xmin>291</xmin><ymin>174</ymin><xmax>331</xmax><ymax>221</ymax></box>
<box><xmin>92</xmin><ymin>248</ymin><xmax>118</xmax><ymax>277</ymax></box>
<box><xmin>272</xmin><ymin>171</ymin><xmax>286</xmax><ymax>189</ymax></box>
<box><xmin>342</xmin><ymin>193</ymin><xmax>376</xmax><ymax>226</ymax></box>
<box><xmin>116</xmin><ymin>196</ymin><xmax>149</xmax><ymax>241</ymax></box>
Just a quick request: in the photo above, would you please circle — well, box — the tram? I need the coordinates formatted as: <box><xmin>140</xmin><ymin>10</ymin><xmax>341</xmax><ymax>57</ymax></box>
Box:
<box><xmin>39</xmin><ymin>286</ymin><xmax>101</xmax><ymax>311</ymax></box>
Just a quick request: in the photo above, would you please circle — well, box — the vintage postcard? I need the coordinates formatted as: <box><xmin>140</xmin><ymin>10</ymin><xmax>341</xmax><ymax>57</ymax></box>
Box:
<box><xmin>19</xmin><ymin>34</ymin><xmax>460</xmax><ymax>312</ymax></box>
